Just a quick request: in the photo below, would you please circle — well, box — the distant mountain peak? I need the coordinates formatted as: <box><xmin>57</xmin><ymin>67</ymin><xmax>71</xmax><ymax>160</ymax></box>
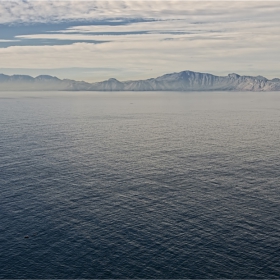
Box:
<box><xmin>228</xmin><ymin>73</ymin><xmax>240</xmax><ymax>79</ymax></box>
<box><xmin>35</xmin><ymin>75</ymin><xmax>60</xmax><ymax>80</ymax></box>
<box><xmin>107</xmin><ymin>78</ymin><xmax>120</xmax><ymax>82</ymax></box>
<box><xmin>254</xmin><ymin>75</ymin><xmax>268</xmax><ymax>81</ymax></box>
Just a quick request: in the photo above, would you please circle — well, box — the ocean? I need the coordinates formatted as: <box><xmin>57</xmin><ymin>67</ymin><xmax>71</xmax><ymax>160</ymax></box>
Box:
<box><xmin>0</xmin><ymin>91</ymin><xmax>279</xmax><ymax>278</ymax></box>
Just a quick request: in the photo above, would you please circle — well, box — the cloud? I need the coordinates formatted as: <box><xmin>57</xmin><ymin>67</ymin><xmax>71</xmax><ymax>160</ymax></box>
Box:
<box><xmin>1</xmin><ymin>31</ymin><xmax>279</xmax><ymax>79</ymax></box>
<box><xmin>1</xmin><ymin>1</ymin><xmax>280</xmax><ymax>80</ymax></box>
<box><xmin>0</xmin><ymin>1</ymin><xmax>279</xmax><ymax>24</ymax></box>
<box><xmin>0</xmin><ymin>39</ymin><xmax>20</xmax><ymax>42</ymax></box>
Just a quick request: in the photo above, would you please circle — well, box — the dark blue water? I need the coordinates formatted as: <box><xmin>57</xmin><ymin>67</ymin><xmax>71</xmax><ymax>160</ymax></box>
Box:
<box><xmin>0</xmin><ymin>91</ymin><xmax>280</xmax><ymax>278</ymax></box>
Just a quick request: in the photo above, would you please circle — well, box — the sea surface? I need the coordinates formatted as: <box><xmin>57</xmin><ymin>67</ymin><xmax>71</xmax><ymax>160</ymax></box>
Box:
<box><xmin>0</xmin><ymin>91</ymin><xmax>280</xmax><ymax>279</ymax></box>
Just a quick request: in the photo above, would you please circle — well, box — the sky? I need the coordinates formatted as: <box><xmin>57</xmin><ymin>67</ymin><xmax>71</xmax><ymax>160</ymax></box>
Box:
<box><xmin>0</xmin><ymin>0</ymin><xmax>280</xmax><ymax>82</ymax></box>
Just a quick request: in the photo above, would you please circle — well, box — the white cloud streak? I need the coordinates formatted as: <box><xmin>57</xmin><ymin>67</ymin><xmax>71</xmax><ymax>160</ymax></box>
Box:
<box><xmin>1</xmin><ymin>1</ymin><xmax>280</xmax><ymax>24</ymax></box>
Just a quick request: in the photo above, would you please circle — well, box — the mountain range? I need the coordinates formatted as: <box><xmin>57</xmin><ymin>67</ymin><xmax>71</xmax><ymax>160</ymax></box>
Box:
<box><xmin>1</xmin><ymin>70</ymin><xmax>280</xmax><ymax>91</ymax></box>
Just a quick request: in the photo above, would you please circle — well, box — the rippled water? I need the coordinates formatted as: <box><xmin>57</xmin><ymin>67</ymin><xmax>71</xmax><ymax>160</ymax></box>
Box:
<box><xmin>0</xmin><ymin>91</ymin><xmax>280</xmax><ymax>278</ymax></box>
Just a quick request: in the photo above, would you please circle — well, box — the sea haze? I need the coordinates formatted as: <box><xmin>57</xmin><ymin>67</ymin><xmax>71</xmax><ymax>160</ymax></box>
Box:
<box><xmin>0</xmin><ymin>91</ymin><xmax>280</xmax><ymax>278</ymax></box>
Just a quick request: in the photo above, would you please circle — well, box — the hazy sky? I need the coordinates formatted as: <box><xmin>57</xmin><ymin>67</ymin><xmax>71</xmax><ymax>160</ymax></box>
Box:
<box><xmin>1</xmin><ymin>0</ymin><xmax>280</xmax><ymax>82</ymax></box>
